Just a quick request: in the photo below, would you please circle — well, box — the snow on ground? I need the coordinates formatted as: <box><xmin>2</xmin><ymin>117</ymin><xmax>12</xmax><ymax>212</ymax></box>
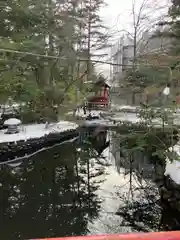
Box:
<box><xmin>83</xmin><ymin>119</ymin><xmax>114</xmax><ymax>127</ymax></box>
<box><xmin>72</xmin><ymin>106</ymin><xmax>178</xmax><ymax>125</ymax></box>
<box><xmin>109</xmin><ymin>112</ymin><xmax>167</xmax><ymax>125</ymax></box>
<box><xmin>74</xmin><ymin>106</ymin><xmax>139</xmax><ymax>119</ymax></box>
<box><xmin>110</xmin><ymin>113</ymin><xmax>140</xmax><ymax>123</ymax></box>
<box><xmin>68</xmin><ymin>105</ymin><xmax>180</xmax><ymax>127</ymax></box>
<box><xmin>0</xmin><ymin>121</ymin><xmax>78</xmax><ymax>143</ymax></box>
<box><xmin>111</xmin><ymin>104</ymin><xmax>139</xmax><ymax>111</ymax></box>
<box><xmin>74</xmin><ymin>108</ymin><xmax>104</xmax><ymax>118</ymax></box>
<box><xmin>72</xmin><ymin>107</ymin><xmax>140</xmax><ymax>124</ymax></box>
<box><xmin>165</xmin><ymin>145</ymin><xmax>180</xmax><ymax>184</ymax></box>
<box><xmin>112</xmin><ymin>104</ymin><xmax>180</xmax><ymax>116</ymax></box>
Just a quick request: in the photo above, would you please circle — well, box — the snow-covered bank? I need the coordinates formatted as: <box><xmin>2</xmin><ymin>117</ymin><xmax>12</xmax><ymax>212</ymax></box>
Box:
<box><xmin>111</xmin><ymin>104</ymin><xmax>140</xmax><ymax>112</ymax></box>
<box><xmin>109</xmin><ymin>113</ymin><xmax>140</xmax><ymax>124</ymax></box>
<box><xmin>69</xmin><ymin>105</ymin><xmax>180</xmax><ymax>127</ymax></box>
<box><xmin>165</xmin><ymin>145</ymin><xmax>180</xmax><ymax>184</ymax></box>
<box><xmin>112</xmin><ymin>104</ymin><xmax>180</xmax><ymax>115</ymax></box>
<box><xmin>74</xmin><ymin>108</ymin><xmax>105</xmax><ymax>119</ymax></box>
<box><xmin>0</xmin><ymin>121</ymin><xmax>78</xmax><ymax>143</ymax></box>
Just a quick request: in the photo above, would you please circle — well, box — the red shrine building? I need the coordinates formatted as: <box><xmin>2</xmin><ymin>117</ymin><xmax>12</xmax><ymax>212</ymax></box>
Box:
<box><xmin>87</xmin><ymin>80</ymin><xmax>110</xmax><ymax>108</ymax></box>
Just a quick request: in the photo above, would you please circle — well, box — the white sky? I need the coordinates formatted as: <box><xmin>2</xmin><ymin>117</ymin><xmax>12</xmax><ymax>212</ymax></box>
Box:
<box><xmin>97</xmin><ymin>0</ymin><xmax>170</xmax><ymax>78</ymax></box>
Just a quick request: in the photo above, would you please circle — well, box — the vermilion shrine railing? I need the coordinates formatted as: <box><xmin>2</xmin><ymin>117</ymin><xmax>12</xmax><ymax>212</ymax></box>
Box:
<box><xmin>32</xmin><ymin>232</ymin><xmax>180</xmax><ymax>240</ymax></box>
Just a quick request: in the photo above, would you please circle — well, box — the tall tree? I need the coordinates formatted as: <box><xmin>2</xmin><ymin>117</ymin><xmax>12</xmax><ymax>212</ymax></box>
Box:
<box><xmin>166</xmin><ymin>0</ymin><xmax>180</xmax><ymax>54</ymax></box>
<box><xmin>116</xmin><ymin>0</ymin><xmax>168</xmax><ymax>105</ymax></box>
<box><xmin>0</xmin><ymin>0</ymin><xmax>81</xmax><ymax>118</ymax></box>
<box><xmin>77</xmin><ymin>0</ymin><xmax>109</xmax><ymax>80</ymax></box>
<box><xmin>0</xmin><ymin>0</ymin><xmax>108</xmax><ymax>120</ymax></box>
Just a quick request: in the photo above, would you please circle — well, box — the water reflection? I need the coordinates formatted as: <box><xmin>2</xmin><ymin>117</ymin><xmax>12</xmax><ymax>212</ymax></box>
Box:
<box><xmin>1</xmin><ymin>129</ymin><xmax>179</xmax><ymax>239</ymax></box>
<box><xmin>111</xmin><ymin>131</ymin><xmax>180</xmax><ymax>232</ymax></box>
<box><xmin>116</xmin><ymin>183</ymin><xmax>161</xmax><ymax>232</ymax></box>
<box><xmin>0</xmin><ymin>140</ymin><xmax>107</xmax><ymax>239</ymax></box>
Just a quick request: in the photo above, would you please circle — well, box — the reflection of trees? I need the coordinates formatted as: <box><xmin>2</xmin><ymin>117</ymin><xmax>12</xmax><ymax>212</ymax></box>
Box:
<box><xmin>111</xmin><ymin>132</ymin><xmax>161</xmax><ymax>180</ymax></box>
<box><xmin>116</xmin><ymin>183</ymin><xmax>161</xmax><ymax>232</ymax></box>
<box><xmin>0</xmin><ymin>141</ymin><xmax>106</xmax><ymax>239</ymax></box>
<box><xmin>116</xmin><ymin>178</ymin><xmax>180</xmax><ymax>232</ymax></box>
<box><xmin>111</xmin><ymin>131</ymin><xmax>180</xmax><ymax>232</ymax></box>
<box><xmin>111</xmin><ymin>132</ymin><xmax>160</xmax><ymax>231</ymax></box>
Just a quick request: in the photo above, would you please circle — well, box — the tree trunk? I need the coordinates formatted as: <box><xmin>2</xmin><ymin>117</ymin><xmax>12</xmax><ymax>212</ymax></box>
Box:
<box><xmin>132</xmin><ymin>91</ymin><xmax>136</xmax><ymax>105</ymax></box>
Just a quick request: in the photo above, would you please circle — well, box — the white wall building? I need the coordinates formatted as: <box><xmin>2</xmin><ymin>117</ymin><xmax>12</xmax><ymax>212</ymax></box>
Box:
<box><xmin>111</xmin><ymin>31</ymin><xmax>172</xmax><ymax>88</ymax></box>
<box><xmin>111</xmin><ymin>36</ymin><xmax>134</xmax><ymax>87</ymax></box>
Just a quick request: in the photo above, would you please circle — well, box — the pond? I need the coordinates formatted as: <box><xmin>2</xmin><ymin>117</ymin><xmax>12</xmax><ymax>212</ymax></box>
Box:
<box><xmin>0</xmin><ymin>130</ymin><xmax>178</xmax><ymax>239</ymax></box>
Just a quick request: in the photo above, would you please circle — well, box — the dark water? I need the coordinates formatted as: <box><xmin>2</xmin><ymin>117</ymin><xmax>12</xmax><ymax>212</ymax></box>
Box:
<box><xmin>0</xmin><ymin>131</ymin><xmax>175</xmax><ymax>239</ymax></box>
<box><xmin>0</xmin><ymin>138</ymin><xmax>109</xmax><ymax>239</ymax></box>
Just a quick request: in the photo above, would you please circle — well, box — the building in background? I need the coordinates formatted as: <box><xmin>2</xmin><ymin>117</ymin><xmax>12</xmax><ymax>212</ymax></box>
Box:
<box><xmin>111</xmin><ymin>31</ymin><xmax>172</xmax><ymax>105</ymax></box>
<box><xmin>111</xmin><ymin>36</ymin><xmax>134</xmax><ymax>88</ymax></box>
